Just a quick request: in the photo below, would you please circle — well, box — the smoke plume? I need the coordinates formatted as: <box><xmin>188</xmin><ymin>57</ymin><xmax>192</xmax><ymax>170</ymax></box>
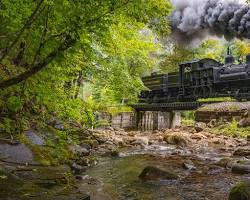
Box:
<box><xmin>170</xmin><ymin>0</ymin><xmax>250</xmax><ymax>44</ymax></box>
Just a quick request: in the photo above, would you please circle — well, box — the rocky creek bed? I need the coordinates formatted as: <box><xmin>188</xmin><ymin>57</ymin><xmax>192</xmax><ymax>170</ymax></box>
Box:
<box><xmin>1</xmin><ymin>124</ymin><xmax>250</xmax><ymax>199</ymax></box>
<box><xmin>78</xmin><ymin>126</ymin><xmax>250</xmax><ymax>200</ymax></box>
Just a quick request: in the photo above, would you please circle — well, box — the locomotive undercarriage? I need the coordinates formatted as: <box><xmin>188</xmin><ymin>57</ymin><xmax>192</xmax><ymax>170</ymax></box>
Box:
<box><xmin>143</xmin><ymin>85</ymin><xmax>250</xmax><ymax>104</ymax></box>
<box><xmin>214</xmin><ymin>80</ymin><xmax>250</xmax><ymax>101</ymax></box>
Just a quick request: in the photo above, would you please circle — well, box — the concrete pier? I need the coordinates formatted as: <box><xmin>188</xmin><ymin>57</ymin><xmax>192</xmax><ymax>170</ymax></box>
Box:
<box><xmin>96</xmin><ymin>111</ymin><xmax>181</xmax><ymax>131</ymax></box>
<box><xmin>136</xmin><ymin>111</ymin><xmax>181</xmax><ymax>131</ymax></box>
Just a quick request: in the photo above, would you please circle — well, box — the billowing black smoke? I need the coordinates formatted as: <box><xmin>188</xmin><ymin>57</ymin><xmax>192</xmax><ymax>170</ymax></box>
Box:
<box><xmin>171</xmin><ymin>0</ymin><xmax>250</xmax><ymax>44</ymax></box>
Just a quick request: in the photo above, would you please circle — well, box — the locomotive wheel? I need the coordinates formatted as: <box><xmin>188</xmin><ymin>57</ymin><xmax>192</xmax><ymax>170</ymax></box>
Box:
<box><xmin>194</xmin><ymin>87</ymin><xmax>204</xmax><ymax>98</ymax></box>
<box><xmin>194</xmin><ymin>87</ymin><xmax>211</xmax><ymax>98</ymax></box>
<box><xmin>203</xmin><ymin>86</ymin><xmax>211</xmax><ymax>98</ymax></box>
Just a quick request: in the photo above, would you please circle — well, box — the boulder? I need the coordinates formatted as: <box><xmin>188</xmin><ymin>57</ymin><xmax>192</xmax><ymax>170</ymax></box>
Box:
<box><xmin>233</xmin><ymin>148</ymin><xmax>250</xmax><ymax>157</ymax></box>
<box><xmin>207</xmin><ymin>119</ymin><xmax>217</xmax><ymax>128</ymax></box>
<box><xmin>190</xmin><ymin>133</ymin><xmax>207</xmax><ymax>140</ymax></box>
<box><xmin>207</xmin><ymin>165</ymin><xmax>225</xmax><ymax>175</ymax></box>
<box><xmin>164</xmin><ymin>133</ymin><xmax>187</xmax><ymax>146</ymax></box>
<box><xmin>195</xmin><ymin>122</ymin><xmax>207</xmax><ymax>133</ymax></box>
<box><xmin>215</xmin><ymin>157</ymin><xmax>233</xmax><ymax>168</ymax></box>
<box><xmin>138</xmin><ymin>166</ymin><xmax>178</xmax><ymax>181</ymax></box>
<box><xmin>112</xmin><ymin>137</ymin><xmax>125</xmax><ymax>146</ymax></box>
<box><xmin>211</xmin><ymin>138</ymin><xmax>224</xmax><ymax>145</ymax></box>
<box><xmin>229</xmin><ymin>181</ymin><xmax>250</xmax><ymax>200</ymax></box>
<box><xmin>238</xmin><ymin>118</ymin><xmax>250</xmax><ymax>128</ymax></box>
<box><xmin>0</xmin><ymin>143</ymin><xmax>37</xmax><ymax>165</ymax></box>
<box><xmin>71</xmin><ymin>162</ymin><xmax>86</xmax><ymax>175</ymax></box>
<box><xmin>69</xmin><ymin>145</ymin><xmax>90</xmax><ymax>157</ymax></box>
<box><xmin>82</xmin><ymin>139</ymin><xmax>99</xmax><ymax>149</ymax></box>
<box><xmin>25</xmin><ymin>130</ymin><xmax>45</xmax><ymax>146</ymax></box>
<box><xmin>80</xmin><ymin>143</ymin><xmax>92</xmax><ymax>151</ymax></box>
<box><xmin>232</xmin><ymin>163</ymin><xmax>250</xmax><ymax>174</ymax></box>
<box><xmin>131</xmin><ymin>137</ymin><xmax>149</xmax><ymax>146</ymax></box>
<box><xmin>182</xmin><ymin>160</ymin><xmax>196</xmax><ymax>170</ymax></box>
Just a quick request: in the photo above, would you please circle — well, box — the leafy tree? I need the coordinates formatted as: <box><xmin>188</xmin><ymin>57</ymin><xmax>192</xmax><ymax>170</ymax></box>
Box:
<box><xmin>160</xmin><ymin>39</ymin><xmax>224</xmax><ymax>72</ymax></box>
<box><xmin>91</xmin><ymin>17</ymin><xmax>162</xmax><ymax>105</ymax></box>
<box><xmin>0</xmin><ymin>0</ymin><xmax>172</xmax><ymax>131</ymax></box>
<box><xmin>231</xmin><ymin>40</ymin><xmax>250</xmax><ymax>62</ymax></box>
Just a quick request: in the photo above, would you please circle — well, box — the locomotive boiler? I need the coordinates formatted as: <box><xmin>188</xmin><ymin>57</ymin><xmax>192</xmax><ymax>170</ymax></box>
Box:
<box><xmin>140</xmin><ymin>55</ymin><xmax>250</xmax><ymax>103</ymax></box>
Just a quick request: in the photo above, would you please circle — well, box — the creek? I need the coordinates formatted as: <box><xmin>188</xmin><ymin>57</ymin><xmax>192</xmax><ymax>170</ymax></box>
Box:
<box><xmin>79</xmin><ymin>144</ymin><xmax>250</xmax><ymax>200</ymax></box>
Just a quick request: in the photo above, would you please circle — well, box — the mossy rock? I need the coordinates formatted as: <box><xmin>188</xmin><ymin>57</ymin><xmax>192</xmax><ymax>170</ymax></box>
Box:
<box><xmin>163</xmin><ymin>134</ymin><xmax>187</xmax><ymax>146</ymax></box>
<box><xmin>139</xmin><ymin>166</ymin><xmax>178</xmax><ymax>181</ymax></box>
<box><xmin>215</xmin><ymin>157</ymin><xmax>233</xmax><ymax>168</ymax></box>
<box><xmin>229</xmin><ymin>181</ymin><xmax>250</xmax><ymax>200</ymax></box>
<box><xmin>82</xmin><ymin>139</ymin><xmax>99</xmax><ymax>149</ymax></box>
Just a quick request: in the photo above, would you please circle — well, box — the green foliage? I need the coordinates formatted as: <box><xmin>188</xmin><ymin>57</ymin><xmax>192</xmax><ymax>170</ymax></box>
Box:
<box><xmin>6</xmin><ymin>96</ymin><xmax>23</xmax><ymax>112</ymax></box>
<box><xmin>231</xmin><ymin>39</ymin><xmax>250</xmax><ymax>62</ymax></box>
<box><xmin>106</xmin><ymin>106</ymin><xmax>132</xmax><ymax>116</ymax></box>
<box><xmin>229</xmin><ymin>181</ymin><xmax>250</xmax><ymax>200</ymax></box>
<box><xmin>212</xmin><ymin>120</ymin><xmax>250</xmax><ymax>138</ymax></box>
<box><xmin>0</xmin><ymin>0</ymin><xmax>172</xmax><ymax>134</ymax></box>
<box><xmin>181</xmin><ymin>111</ymin><xmax>195</xmax><ymax>126</ymax></box>
<box><xmin>160</xmin><ymin>39</ymin><xmax>225</xmax><ymax>72</ymax></box>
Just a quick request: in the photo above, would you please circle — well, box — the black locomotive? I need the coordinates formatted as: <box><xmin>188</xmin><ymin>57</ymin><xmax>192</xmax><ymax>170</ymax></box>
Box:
<box><xmin>140</xmin><ymin>55</ymin><xmax>250</xmax><ymax>103</ymax></box>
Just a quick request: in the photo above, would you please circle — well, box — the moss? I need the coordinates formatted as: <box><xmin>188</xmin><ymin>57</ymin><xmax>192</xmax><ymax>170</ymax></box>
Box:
<box><xmin>45</xmin><ymin>125</ymin><xmax>62</xmax><ymax>135</ymax></box>
<box><xmin>31</xmin><ymin>143</ymin><xmax>73</xmax><ymax>166</ymax></box>
<box><xmin>105</xmin><ymin>106</ymin><xmax>132</xmax><ymax>116</ymax></box>
<box><xmin>198</xmin><ymin>97</ymin><xmax>234</xmax><ymax>103</ymax></box>
<box><xmin>17</xmin><ymin>128</ymin><xmax>74</xmax><ymax>166</ymax></box>
<box><xmin>229</xmin><ymin>181</ymin><xmax>250</xmax><ymax>200</ymax></box>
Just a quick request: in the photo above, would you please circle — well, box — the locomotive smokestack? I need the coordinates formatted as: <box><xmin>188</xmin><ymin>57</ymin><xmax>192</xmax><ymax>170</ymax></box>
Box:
<box><xmin>170</xmin><ymin>0</ymin><xmax>250</xmax><ymax>44</ymax></box>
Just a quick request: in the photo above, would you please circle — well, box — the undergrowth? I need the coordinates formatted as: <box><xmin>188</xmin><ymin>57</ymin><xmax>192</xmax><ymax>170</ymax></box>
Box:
<box><xmin>212</xmin><ymin>120</ymin><xmax>250</xmax><ymax>138</ymax></box>
<box><xmin>181</xmin><ymin>111</ymin><xmax>195</xmax><ymax>126</ymax></box>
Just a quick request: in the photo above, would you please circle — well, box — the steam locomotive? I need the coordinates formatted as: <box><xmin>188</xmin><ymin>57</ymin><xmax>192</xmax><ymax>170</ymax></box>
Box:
<box><xmin>140</xmin><ymin>55</ymin><xmax>250</xmax><ymax>103</ymax></box>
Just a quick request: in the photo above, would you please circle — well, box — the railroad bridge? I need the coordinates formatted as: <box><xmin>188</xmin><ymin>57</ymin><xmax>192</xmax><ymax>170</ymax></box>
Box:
<box><xmin>131</xmin><ymin>101</ymin><xmax>249</xmax><ymax>130</ymax></box>
<box><xmin>96</xmin><ymin>101</ymin><xmax>248</xmax><ymax>131</ymax></box>
<box><xmin>131</xmin><ymin>101</ymin><xmax>205</xmax><ymax>130</ymax></box>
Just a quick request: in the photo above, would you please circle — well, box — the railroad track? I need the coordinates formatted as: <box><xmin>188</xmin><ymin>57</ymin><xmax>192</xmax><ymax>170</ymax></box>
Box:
<box><xmin>131</xmin><ymin>101</ymin><xmax>224</xmax><ymax>111</ymax></box>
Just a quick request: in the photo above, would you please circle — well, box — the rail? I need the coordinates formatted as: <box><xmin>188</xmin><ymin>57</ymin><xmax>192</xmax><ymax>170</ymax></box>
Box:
<box><xmin>131</xmin><ymin>101</ymin><xmax>224</xmax><ymax>111</ymax></box>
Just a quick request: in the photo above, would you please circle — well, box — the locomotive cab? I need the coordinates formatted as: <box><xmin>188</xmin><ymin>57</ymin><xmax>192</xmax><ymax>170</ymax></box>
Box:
<box><xmin>179</xmin><ymin>58</ymin><xmax>221</xmax><ymax>100</ymax></box>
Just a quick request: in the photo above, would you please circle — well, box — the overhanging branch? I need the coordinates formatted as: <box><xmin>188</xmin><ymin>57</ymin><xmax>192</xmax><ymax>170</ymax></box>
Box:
<box><xmin>0</xmin><ymin>37</ymin><xmax>76</xmax><ymax>89</ymax></box>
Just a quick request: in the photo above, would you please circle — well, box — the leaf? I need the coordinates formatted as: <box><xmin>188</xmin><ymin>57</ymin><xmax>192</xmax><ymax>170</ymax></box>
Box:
<box><xmin>7</xmin><ymin>96</ymin><xmax>23</xmax><ymax>112</ymax></box>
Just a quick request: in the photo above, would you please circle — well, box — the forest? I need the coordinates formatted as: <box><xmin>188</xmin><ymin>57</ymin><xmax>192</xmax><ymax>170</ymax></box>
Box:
<box><xmin>1</xmin><ymin>0</ymin><xmax>250</xmax><ymax>200</ymax></box>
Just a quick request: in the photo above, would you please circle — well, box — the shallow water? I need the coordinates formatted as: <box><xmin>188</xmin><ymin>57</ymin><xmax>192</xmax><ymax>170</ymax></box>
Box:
<box><xmin>81</xmin><ymin>145</ymin><xmax>250</xmax><ymax>200</ymax></box>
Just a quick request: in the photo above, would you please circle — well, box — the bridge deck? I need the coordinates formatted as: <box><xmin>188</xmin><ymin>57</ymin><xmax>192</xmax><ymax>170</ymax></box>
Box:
<box><xmin>131</xmin><ymin>101</ymin><xmax>222</xmax><ymax>111</ymax></box>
